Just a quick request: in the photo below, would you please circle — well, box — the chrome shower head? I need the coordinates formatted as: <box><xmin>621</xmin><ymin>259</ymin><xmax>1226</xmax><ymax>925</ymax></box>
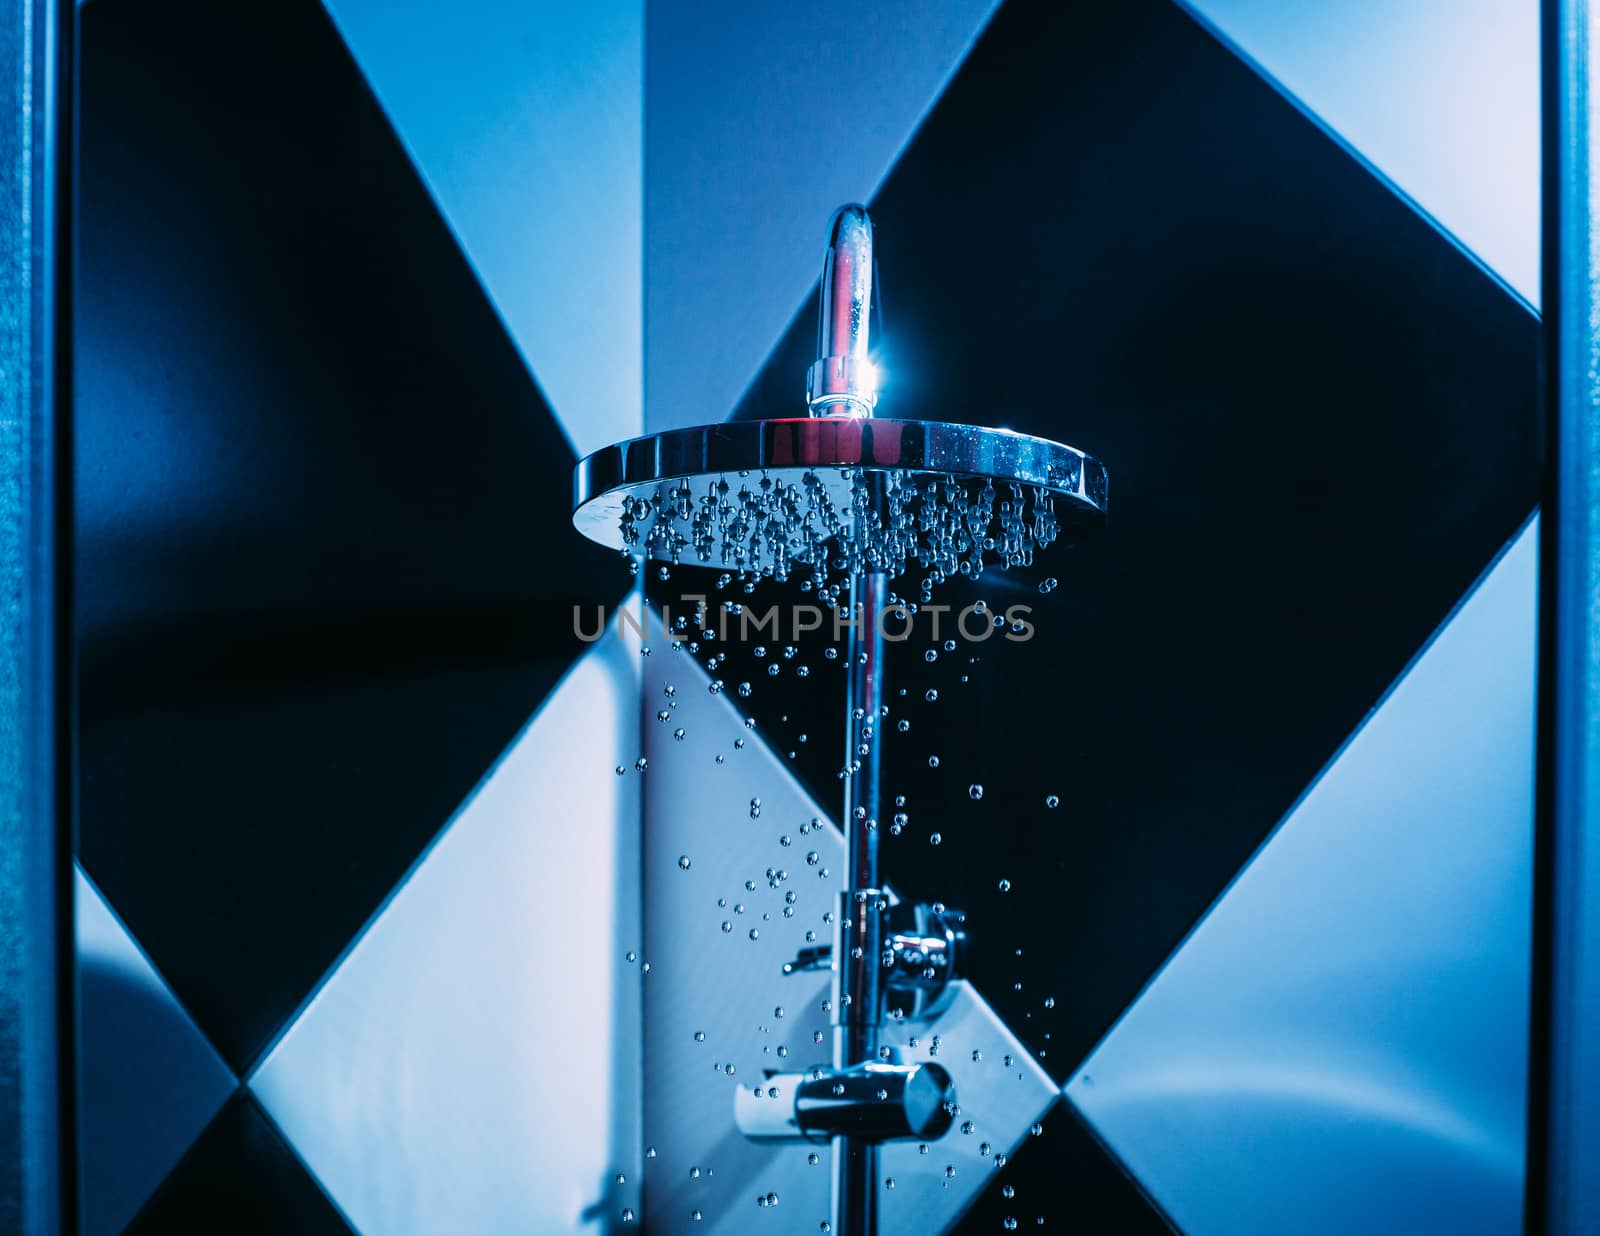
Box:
<box><xmin>571</xmin><ymin>205</ymin><xmax>1107</xmax><ymax>597</ymax></box>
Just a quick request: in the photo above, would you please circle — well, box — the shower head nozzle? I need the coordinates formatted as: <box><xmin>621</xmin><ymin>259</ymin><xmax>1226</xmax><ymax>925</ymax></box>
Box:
<box><xmin>570</xmin><ymin>204</ymin><xmax>1107</xmax><ymax>592</ymax></box>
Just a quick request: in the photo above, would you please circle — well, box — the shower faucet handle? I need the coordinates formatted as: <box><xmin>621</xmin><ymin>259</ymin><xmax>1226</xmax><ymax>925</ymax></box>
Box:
<box><xmin>734</xmin><ymin>1061</ymin><xmax>956</xmax><ymax>1144</ymax></box>
<box><xmin>782</xmin><ymin>944</ymin><xmax>833</xmax><ymax>976</ymax></box>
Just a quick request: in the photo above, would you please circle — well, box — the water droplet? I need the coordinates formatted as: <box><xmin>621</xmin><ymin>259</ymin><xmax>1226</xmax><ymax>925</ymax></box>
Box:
<box><xmin>691</xmin><ymin>1209</ymin><xmax>702</xmax><ymax>1222</ymax></box>
<box><xmin>749</xmin><ymin>928</ymin><xmax>759</xmax><ymax>940</ymax></box>
<box><xmin>749</xmin><ymin>797</ymin><xmax>762</xmax><ymax>818</ymax></box>
<box><xmin>625</xmin><ymin>951</ymin><xmax>637</xmax><ymax>963</ymax></box>
<box><xmin>678</xmin><ymin>855</ymin><xmax>692</xmax><ymax>870</ymax></box>
<box><xmin>886</xmin><ymin>1177</ymin><xmax>897</xmax><ymax>1189</ymax></box>
<box><xmin>929</xmin><ymin>832</ymin><xmax>942</xmax><ymax>846</ymax></box>
<box><xmin>674</xmin><ymin>728</ymin><xmax>686</xmax><ymax>741</ymax></box>
<box><xmin>961</xmin><ymin>1121</ymin><xmax>975</xmax><ymax>1135</ymax></box>
<box><xmin>1003</xmin><ymin>1185</ymin><xmax>1015</xmax><ymax>1199</ymax></box>
<box><xmin>622</xmin><ymin>1208</ymin><xmax>635</xmax><ymax>1223</ymax></box>
<box><xmin>928</xmin><ymin>755</ymin><xmax>940</xmax><ymax>768</ymax></box>
<box><xmin>1045</xmin><ymin>794</ymin><xmax>1059</xmax><ymax>809</ymax></box>
<box><xmin>925</xmin><ymin>689</ymin><xmax>939</xmax><ymax>703</ymax></box>
<box><xmin>689</xmin><ymin>1166</ymin><xmax>701</xmax><ymax>1179</ymax></box>
<box><xmin>1005</xmin><ymin>1219</ymin><xmax>1018</xmax><ymax>1231</ymax></box>
<box><xmin>635</xmin><ymin>757</ymin><xmax>648</xmax><ymax>772</ymax></box>
<box><xmin>1031</xmin><ymin>1122</ymin><xmax>1044</xmax><ymax>1136</ymax></box>
<box><xmin>806</xmin><ymin>851</ymin><xmax>820</xmax><ymax>866</ymax></box>
<box><xmin>944</xmin><ymin>1165</ymin><xmax>956</xmax><ymax>1178</ymax></box>
<box><xmin>969</xmin><ymin>784</ymin><xmax>984</xmax><ymax>800</ymax></box>
<box><xmin>897</xmin><ymin>719</ymin><xmax>910</xmax><ymax>732</ymax></box>
<box><xmin>721</xmin><ymin>921</ymin><xmax>732</xmax><ymax>933</ymax></box>
<box><xmin>924</xmin><ymin>649</ymin><xmax>938</xmax><ymax>663</ymax></box>
<box><xmin>615</xmin><ymin>765</ymin><xmax>625</xmax><ymax>776</ymax></box>
<box><xmin>972</xmin><ymin>1049</ymin><xmax>983</xmax><ymax>1062</ymax></box>
<box><xmin>808</xmin><ymin>1152</ymin><xmax>820</xmax><ymax>1165</ymax></box>
<box><xmin>998</xmin><ymin>878</ymin><xmax>1011</xmax><ymax>892</ymax></box>
<box><xmin>1044</xmin><ymin>996</ymin><xmax>1056</xmax><ymax>1008</ymax></box>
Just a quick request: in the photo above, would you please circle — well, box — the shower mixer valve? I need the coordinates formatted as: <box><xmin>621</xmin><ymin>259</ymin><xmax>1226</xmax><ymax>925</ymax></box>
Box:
<box><xmin>736</xmin><ymin>898</ymin><xmax>968</xmax><ymax>1145</ymax></box>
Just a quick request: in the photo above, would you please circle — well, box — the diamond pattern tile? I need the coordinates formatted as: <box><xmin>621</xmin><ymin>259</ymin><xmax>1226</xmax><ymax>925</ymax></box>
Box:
<box><xmin>126</xmin><ymin>1094</ymin><xmax>354</xmax><ymax>1236</ymax></box>
<box><xmin>76</xmin><ymin>0</ymin><xmax>622</xmax><ymax>1071</ymax></box>
<box><xmin>636</xmin><ymin>631</ymin><xmax>1059</xmax><ymax>1233</ymax></box>
<box><xmin>70</xmin><ymin>0</ymin><xmax>1541</xmax><ymax>1228</ymax></box>
<box><xmin>322</xmin><ymin>0</ymin><xmax>643</xmax><ymax>458</ymax></box>
<box><xmin>76</xmin><ymin>867</ymin><xmax>234</xmax><ymax>1236</ymax></box>
<box><xmin>1067</xmin><ymin>521</ymin><xmax>1537</xmax><ymax>1236</ymax></box>
<box><xmin>250</xmin><ymin>633</ymin><xmax>642</xmax><ymax>1236</ymax></box>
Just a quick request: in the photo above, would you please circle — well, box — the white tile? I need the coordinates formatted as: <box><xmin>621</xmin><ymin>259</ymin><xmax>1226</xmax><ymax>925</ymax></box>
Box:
<box><xmin>251</xmin><ymin>634</ymin><xmax>643</xmax><ymax>1236</ymax></box>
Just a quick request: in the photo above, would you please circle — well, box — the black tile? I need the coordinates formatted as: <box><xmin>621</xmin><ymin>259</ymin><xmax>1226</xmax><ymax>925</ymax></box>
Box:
<box><xmin>697</xmin><ymin>0</ymin><xmax>1538</xmax><ymax>1225</ymax></box>
<box><xmin>75</xmin><ymin>0</ymin><xmax>623</xmax><ymax>1069</ymax></box>
<box><xmin>126</xmin><ymin>1093</ymin><xmax>354</xmax><ymax>1236</ymax></box>
<box><xmin>958</xmin><ymin>1105</ymin><xmax>1175</xmax><ymax>1235</ymax></box>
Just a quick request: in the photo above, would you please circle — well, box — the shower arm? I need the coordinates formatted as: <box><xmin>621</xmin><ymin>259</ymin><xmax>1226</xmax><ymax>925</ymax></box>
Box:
<box><xmin>807</xmin><ymin>204</ymin><xmax>879</xmax><ymax>419</ymax></box>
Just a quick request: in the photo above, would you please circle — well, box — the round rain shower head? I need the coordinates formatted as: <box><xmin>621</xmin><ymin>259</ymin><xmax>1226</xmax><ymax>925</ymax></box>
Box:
<box><xmin>570</xmin><ymin>205</ymin><xmax>1107</xmax><ymax>591</ymax></box>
